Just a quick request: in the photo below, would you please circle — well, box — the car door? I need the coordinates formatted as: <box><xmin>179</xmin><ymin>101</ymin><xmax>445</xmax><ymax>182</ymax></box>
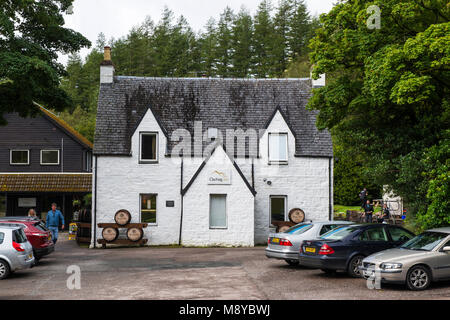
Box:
<box><xmin>359</xmin><ymin>226</ymin><xmax>392</xmax><ymax>255</ymax></box>
<box><xmin>432</xmin><ymin>238</ymin><xmax>450</xmax><ymax>280</ymax></box>
<box><xmin>387</xmin><ymin>226</ymin><xmax>415</xmax><ymax>247</ymax></box>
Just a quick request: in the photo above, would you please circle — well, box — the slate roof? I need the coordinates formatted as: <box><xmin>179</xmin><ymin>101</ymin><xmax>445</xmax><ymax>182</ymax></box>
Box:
<box><xmin>0</xmin><ymin>174</ymin><xmax>92</xmax><ymax>193</ymax></box>
<box><xmin>94</xmin><ymin>77</ymin><xmax>333</xmax><ymax>158</ymax></box>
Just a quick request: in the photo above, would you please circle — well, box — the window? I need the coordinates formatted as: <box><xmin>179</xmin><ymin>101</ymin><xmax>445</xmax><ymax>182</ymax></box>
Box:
<box><xmin>389</xmin><ymin>227</ymin><xmax>414</xmax><ymax>242</ymax></box>
<box><xmin>40</xmin><ymin>150</ymin><xmax>60</xmax><ymax>165</ymax></box>
<box><xmin>0</xmin><ymin>232</ymin><xmax>4</xmax><ymax>245</ymax></box>
<box><xmin>85</xmin><ymin>151</ymin><xmax>92</xmax><ymax>172</ymax></box>
<box><xmin>270</xmin><ymin>196</ymin><xmax>286</xmax><ymax>225</ymax></box>
<box><xmin>285</xmin><ymin>224</ymin><xmax>313</xmax><ymax>235</ymax></box>
<box><xmin>140</xmin><ymin>194</ymin><xmax>157</xmax><ymax>224</ymax></box>
<box><xmin>360</xmin><ymin>227</ymin><xmax>388</xmax><ymax>242</ymax></box>
<box><xmin>10</xmin><ymin>150</ymin><xmax>29</xmax><ymax>165</ymax></box>
<box><xmin>13</xmin><ymin>229</ymin><xmax>27</xmax><ymax>243</ymax></box>
<box><xmin>140</xmin><ymin>133</ymin><xmax>158</xmax><ymax>162</ymax></box>
<box><xmin>320</xmin><ymin>224</ymin><xmax>342</xmax><ymax>236</ymax></box>
<box><xmin>268</xmin><ymin>133</ymin><xmax>288</xmax><ymax>163</ymax></box>
<box><xmin>210</xmin><ymin>194</ymin><xmax>227</xmax><ymax>229</ymax></box>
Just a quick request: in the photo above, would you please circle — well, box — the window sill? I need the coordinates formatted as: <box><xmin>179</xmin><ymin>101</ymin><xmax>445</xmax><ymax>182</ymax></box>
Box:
<box><xmin>268</xmin><ymin>161</ymin><xmax>288</xmax><ymax>166</ymax></box>
<box><xmin>209</xmin><ymin>227</ymin><xmax>228</xmax><ymax>230</ymax></box>
<box><xmin>139</xmin><ymin>160</ymin><xmax>159</xmax><ymax>164</ymax></box>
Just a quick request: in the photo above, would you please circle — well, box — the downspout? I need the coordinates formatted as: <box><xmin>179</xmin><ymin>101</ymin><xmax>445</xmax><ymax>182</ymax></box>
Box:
<box><xmin>61</xmin><ymin>138</ymin><xmax>64</xmax><ymax>172</ymax></box>
<box><xmin>329</xmin><ymin>157</ymin><xmax>333</xmax><ymax>221</ymax></box>
<box><xmin>93</xmin><ymin>155</ymin><xmax>98</xmax><ymax>248</ymax></box>
<box><xmin>178</xmin><ymin>159</ymin><xmax>184</xmax><ymax>246</ymax></box>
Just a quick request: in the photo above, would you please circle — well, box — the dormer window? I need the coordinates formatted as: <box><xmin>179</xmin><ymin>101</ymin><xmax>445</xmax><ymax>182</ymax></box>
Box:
<box><xmin>140</xmin><ymin>132</ymin><xmax>158</xmax><ymax>163</ymax></box>
<box><xmin>268</xmin><ymin>133</ymin><xmax>288</xmax><ymax>164</ymax></box>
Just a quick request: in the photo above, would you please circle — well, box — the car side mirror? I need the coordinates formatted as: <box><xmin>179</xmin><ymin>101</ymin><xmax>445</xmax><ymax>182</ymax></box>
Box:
<box><xmin>442</xmin><ymin>246</ymin><xmax>450</xmax><ymax>252</ymax></box>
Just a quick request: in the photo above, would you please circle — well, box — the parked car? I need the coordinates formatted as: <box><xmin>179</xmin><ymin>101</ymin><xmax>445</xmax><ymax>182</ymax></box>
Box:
<box><xmin>0</xmin><ymin>217</ymin><xmax>54</xmax><ymax>261</ymax></box>
<box><xmin>0</xmin><ymin>225</ymin><xmax>35</xmax><ymax>279</ymax></box>
<box><xmin>359</xmin><ymin>227</ymin><xmax>450</xmax><ymax>291</ymax></box>
<box><xmin>298</xmin><ymin>224</ymin><xmax>415</xmax><ymax>277</ymax></box>
<box><xmin>266</xmin><ymin>221</ymin><xmax>354</xmax><ymax>266</ymax></box>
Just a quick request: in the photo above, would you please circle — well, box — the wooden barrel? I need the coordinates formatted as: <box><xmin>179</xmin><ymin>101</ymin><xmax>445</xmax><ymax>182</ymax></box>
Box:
<box><xmin>114</xmin><ymin>209</ymin><xmax>131</xmax><ymax>226</ymax></box>
<box><xmin>102</xmin><ymin>227</ymin><xmax>119</xmax><ymax>243</ymax></box>
<box><xmin>127</xmin><ymin>228</ymin><xmax>144</xmax><ymax>242</ymax></box>
<box><xmin>288</xmin><ymin>208</ymin><xmax>305</xmax><ymax>224</ymax></box>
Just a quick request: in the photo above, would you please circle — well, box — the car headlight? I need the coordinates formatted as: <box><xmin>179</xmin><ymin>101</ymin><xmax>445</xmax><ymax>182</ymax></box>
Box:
<box><xmin>380</xmin><ymin>263</ymin><xmax>403</xmax><ymax>270</ymax></box>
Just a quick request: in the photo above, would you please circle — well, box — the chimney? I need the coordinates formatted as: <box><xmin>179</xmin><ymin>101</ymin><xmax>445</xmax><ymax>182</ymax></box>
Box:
<box><xmin>311</xmin><ymin>73</ymin><xmax>326</xmax><ymax>88</ymax></box>
<box><xmin>100</xmin><ymin>46</ymin><xmax>114</xmax><ymax>84</ymax></box>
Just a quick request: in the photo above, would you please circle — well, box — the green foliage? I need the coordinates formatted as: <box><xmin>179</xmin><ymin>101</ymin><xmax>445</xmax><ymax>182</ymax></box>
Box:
<box><xmin>308</xmin><ymin>0</ymin><xmax>449</xmax><ymax>228</ymax></box>
<box><xmin>0</xmin><ymin>0</ymin><xmax>90</xmax><ymax>124</ymax></box>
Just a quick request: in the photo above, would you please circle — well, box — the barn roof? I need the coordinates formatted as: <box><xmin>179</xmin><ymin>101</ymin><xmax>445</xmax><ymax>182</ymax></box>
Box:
<box><xmin>94</xmin><ymin>77</ymin><xmax>333</xmax><ymax>158</ymax></box>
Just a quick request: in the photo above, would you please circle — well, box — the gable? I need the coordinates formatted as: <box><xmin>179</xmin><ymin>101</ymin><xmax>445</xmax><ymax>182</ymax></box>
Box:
<box><xmin>182</xmin><ymin>145</ymin><xmax>256</xmax><ymax>197</ymax></box>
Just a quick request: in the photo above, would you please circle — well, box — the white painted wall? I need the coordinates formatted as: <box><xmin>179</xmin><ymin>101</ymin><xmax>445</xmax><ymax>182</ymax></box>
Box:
<box><xmin>182</xmin><ymin>146</ymin><xmax>255</xmax><ymax>247</ymax></box>
<box><xmin>92</xmin><ymin>109</ymin><xmax>332</xmax><ymax>248</ymax></box>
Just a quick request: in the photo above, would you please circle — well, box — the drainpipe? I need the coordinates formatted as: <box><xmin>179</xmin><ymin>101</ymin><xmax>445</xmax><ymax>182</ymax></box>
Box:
<box><xmin>61</xmin><ymin>138</ymin><xmax>64</xmax><ymax>172</ymax></box>
<box><xmin>329</xmin><ymin>157</ymin><xmax>333</xmax><ymax>221</ymax></box>
<box><xmin>93</xmin><ymin>155</ymin><xmax>98</xmax><ymax>248</ymax></box>
<box><xmin>178</xmin><ymin>159</ymin><xmax>184</xmax><ymax>246</ymax></box>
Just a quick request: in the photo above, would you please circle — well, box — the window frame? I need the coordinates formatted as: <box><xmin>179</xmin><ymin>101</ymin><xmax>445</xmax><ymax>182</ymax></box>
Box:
<box><xmin>268</xmin><ymin>132</ymin><xmax>288</xmax><ymax>164</ymax></box>
<box><xmin>40</xmin><ymin>149</ymin><xmax>60</xmax><ymax>166</ymax></box>
<box><xmin>139</xmin><ymin>193</ymin><xmax>158</xmax><ymax>226</ymax></box>
<box><xmin>209</xmin><ymin>194</ymin><xmax>228</xmax><ymax>230</ymax></box>
<box><xmin>270</xmin><ymin>195</ymin><xmax>287</xmax><ymax>226</ymax></box>
<box><xmin>10</xmin><ymin>149</ymin><xmax>30</xmax><ymax>166</ymax></box>
<box><xmin>360</xmin><ymin>226</ymin><xmax>389</xmax><ymax>242</ymax></box>
<box><xmin>139</xmin><ymin>132</ymin><xmax>159</xmax><ymax>164</ymax></box>
<box><xmin>0</xmin><ymin>232</ymin><xmax>4</xmax><ymax>245</ymax></box>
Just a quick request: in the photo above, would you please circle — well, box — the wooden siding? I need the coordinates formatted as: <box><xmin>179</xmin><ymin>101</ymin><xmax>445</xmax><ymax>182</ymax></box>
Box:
<box><xmin>0</xmin><ymin>113</ymin><xmax>92</xmax><ymax>173</ymax></box>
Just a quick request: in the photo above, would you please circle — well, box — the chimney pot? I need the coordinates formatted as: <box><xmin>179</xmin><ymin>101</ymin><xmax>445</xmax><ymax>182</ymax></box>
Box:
<box><xmin>100</xmin><ymin>46</ymin><xmax>114</xmax><ymax>84</ymax></box>
<box><xmin>104</xmin><ymin>46</ymin><xmax>111</xmax><ymax>62</ymax></box>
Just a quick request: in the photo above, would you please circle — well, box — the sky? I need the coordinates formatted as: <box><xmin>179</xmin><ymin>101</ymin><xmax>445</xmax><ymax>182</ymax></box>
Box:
<box><xmin>59</xmin><ymin>0</ymin><xmax>336</xmax><ymax>65</ymax></box>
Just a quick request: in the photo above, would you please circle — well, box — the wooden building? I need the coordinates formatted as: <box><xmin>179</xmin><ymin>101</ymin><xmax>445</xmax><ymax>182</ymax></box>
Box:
<box><xmin>0</xmin><ymin>103</ymin><xmax>93</xmax><ymax>224</ymax></box>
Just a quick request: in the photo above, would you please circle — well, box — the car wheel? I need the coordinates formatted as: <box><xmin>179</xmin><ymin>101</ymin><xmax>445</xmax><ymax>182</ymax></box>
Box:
<box><xmin>321</xmin><ymin>269</ymin><xmax>337</xmax><ymax>274</ymax></box>
<box><xmin>406</xmin><ymin>265</ymin><xmax>431</xmax><ymax>291</ymax></box>
<box><xmin>285</xmin><ymin>259</ymin><xmax>299</xmax><ymax>266</ymax></box>
<box><xmin>347</xmin><ymin>255</ymin><xmax>364</xmax><ymax>278</ymax></box>
<box><xmin>0</xmin><ymin>259</ymin><xmax>11</xmax><ymax>280</ymax></box>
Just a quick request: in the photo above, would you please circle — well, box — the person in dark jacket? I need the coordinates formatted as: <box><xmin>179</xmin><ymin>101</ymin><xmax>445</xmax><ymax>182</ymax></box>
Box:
<box><xmin>378</xmin><ymin>204</ymin><xmax>391</xmax><ymax>223</ymax></box>
<box><xmin>359</xmin><ymin>188</ymin><xmax>368</xmax><ymax>208</ymax></box>
<box><xmin>362</xmin><ymin>200</ymin><xmax>374</xmax><ymax>223</ymax></box>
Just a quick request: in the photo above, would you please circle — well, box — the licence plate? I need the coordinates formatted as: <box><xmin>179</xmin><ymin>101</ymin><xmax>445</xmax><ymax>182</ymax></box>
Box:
<box><xmin>305</xmin><ymin>247</ymin><xmax>316</xmax><ymax>253</ymax></box>
<box><xmin>271</xmin><ymin>238</ymin><xmax>280</xmax><ymax>244</ymax></box>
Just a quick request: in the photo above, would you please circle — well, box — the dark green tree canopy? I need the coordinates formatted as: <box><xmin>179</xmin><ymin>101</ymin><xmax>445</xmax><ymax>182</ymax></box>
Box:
<box><xmin>0</xmin><ymin>0</ymin><xmax>90</xmax><ymax>124</ymax></box>
<box><xmin>308</xmin><ymin>0</ymin><xmax>449</xmax><ymax>229</ymax></box>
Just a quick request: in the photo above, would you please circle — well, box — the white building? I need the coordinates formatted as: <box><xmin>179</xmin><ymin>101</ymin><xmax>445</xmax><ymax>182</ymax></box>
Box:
<box><xmin>91</xmin><ymin>48</ymin><xmax>333</xmax><ymax>248</ymax></box>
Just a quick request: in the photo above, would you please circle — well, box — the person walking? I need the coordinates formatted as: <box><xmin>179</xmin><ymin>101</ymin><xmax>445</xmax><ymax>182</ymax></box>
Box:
<box><xmin>362</xmin><ymin>200</ymin><xmax>374</xmax><ymax>223</ymax></box>
<box><xmin>46</xmin><ymin>203</ymin><xmax>65</xmax><ymax>245</ymax></box>
<box><xmin>359</xmin><ymin>188</ymin><xmax>368</xmax><ymax>208</ymax></box>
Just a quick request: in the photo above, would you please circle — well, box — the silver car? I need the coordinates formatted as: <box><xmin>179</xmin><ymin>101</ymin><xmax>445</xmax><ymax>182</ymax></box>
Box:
<box><xmin>265</xmin><ymin>221</ymin><xmax>354</xmax><ymax>265</ymax></box>
<box><xmin>0</xmin><ymin>226</ymin><xmax>35</xmax><ymax>280</ymax></box>
<box><xmin>360</xmin><ymin>227</ymin><xmax>450</xmax><ymax>290</ymax></box>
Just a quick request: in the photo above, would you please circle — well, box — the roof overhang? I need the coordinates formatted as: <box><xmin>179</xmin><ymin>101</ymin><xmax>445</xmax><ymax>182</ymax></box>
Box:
<box><xmin>0</xmin><ymin>173</ymin><xmax>92</xmax><ymax>193</ymax></box>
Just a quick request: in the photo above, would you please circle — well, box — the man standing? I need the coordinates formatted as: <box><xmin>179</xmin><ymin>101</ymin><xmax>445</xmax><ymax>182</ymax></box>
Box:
<box><xmin>362</xmin><ymin>200</ymin><xmax>374</xmax><ymax>223</ymax></box>
<box><xmin>46</xmin><ymin>203</ymin><xmax>65</xmax><ymax>245</ymax></box>
<box><xmin>359</xmin><ymin>188</ymin><xmax>368</xmax><ymax>208</ymax></box>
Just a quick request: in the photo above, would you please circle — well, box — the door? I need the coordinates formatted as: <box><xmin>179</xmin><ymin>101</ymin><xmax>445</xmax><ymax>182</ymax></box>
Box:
<box><xmin>359</xmin><ymin>226</ymin><xmax>392</xmax><ymax>255</ymax></box>
<box><xmin>433</xmin><ymin>239</ymin><xmax>450</xmax><ymax>280</ymax></box>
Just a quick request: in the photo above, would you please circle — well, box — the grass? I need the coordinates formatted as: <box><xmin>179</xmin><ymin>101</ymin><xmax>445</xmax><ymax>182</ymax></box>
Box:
<box><xmin>334</xmin><ymin>204</ymin><xmax>381</xmax><ymax>220</ymax></box>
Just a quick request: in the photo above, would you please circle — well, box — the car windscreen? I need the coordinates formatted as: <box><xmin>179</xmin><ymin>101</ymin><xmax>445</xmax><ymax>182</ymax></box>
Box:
<box><xmin>401</xmin><ymin>232</ymin><xmax>448</xmax><ymax>251</ymax></box>
<box><xmin>320</xmin><ymin>226</ymin><xmax>360</xmax><ymax>240</ymax></box>
<box><xmin>284</xmin><ymin>224</ymin><xmax>313</xmax><ymax>235</ymax></box>
<box><xmin>13</xmin><ymin>229</ymin><xmax>27</xmax><ymax>243</ymax></box>
<box><xmin>0</xmin><ymin>232</ymin><xmax>4</xmax><ymax>245</ymax></box>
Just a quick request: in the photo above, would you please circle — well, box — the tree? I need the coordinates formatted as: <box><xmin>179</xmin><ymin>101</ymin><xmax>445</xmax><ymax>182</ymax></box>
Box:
<box><xmin>0</xmin><ymin>0</ymin><xmax>91</xmax><ymax>124</ymax></box>
<box><xmin>198</xmin><ymin>18</ymin><xmax>219</xmax><ymax>77</ymax></box>
<box><xmin>231</xmin><ymin>7</ymin><xmax>254</xmax><ymax>77</ymax></box>
<box><xmin>253</xmin><ymin>0</ymin><xmax>275</xmax><ymax>77</ymax></box>
<box><xmin>272</xmin><ymin>0</ymin><xmax>294</xmax><ymax>76</ymax></box>
<box><xmin>308</xmin><ymin>0</ymin><xmax>449</xmax><ymax>226</ymax></box>
<box><xmin>216</xmin><ymin>7</ymin><xmax>235</xmax><ymax>77</ymax></box>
